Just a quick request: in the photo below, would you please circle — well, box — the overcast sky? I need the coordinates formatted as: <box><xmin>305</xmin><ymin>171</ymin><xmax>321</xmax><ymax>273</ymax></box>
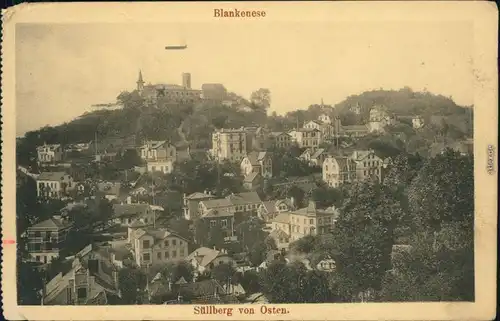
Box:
<box><xmin>16</xmin><ymin>21</ymin><xmax>473</xmax><ymax>136</ymax></box>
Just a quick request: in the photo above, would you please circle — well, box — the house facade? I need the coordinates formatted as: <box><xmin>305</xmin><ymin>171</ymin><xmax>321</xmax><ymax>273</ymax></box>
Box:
<box><xmin>351</xmin><ymin>150</ymin><xmax>383</xmax><ymax>182</ymax></box>
<box><xmin>271</xmin><ymin>201</ymin><xmax>339</xmax><ymax>242</ymax></box>
<box><xmin>240</xmin><ymin>151</ymin><xmax>273</xmax><ymax>178</ymax></box>
<box><xmin>183</xmin><ymin>192</ymin><xmax>215</xmax><ymax>221</ymax></box>
<box><xmin>288</xmin><ymin>128</ymin><xmax>322</xmax><ymax>149</ymax></box>
<box><xmin>322</xmin><ymin>156</ymin><xmax>357</xmax><ymax>188</ymax></box>
<box><xmin>304</xmin><ymin>120</ymin><xmax>334</xmax><ymax>140</ymax></box>
<box><xmin>299</xmin><ymin>148</ymin><xmax>327</xmax><ymax>167</ymax></box>
<box><xmin>42</xmin><ymin>244</ymin><xmax>120</xmax><ymax>305</ymax></box>
<box><xmin>199</xmin><ymin>208</ymin><xmax>235</xmax><ymax>239</ymax></box>
<box><xmin>147</xmin><ymin>159</ymin><xmax>175</xmax><ymax>174</ymax></box>
<box><xmin>27</xmin><ymin>216</ymin><xmax>73</xmax><ymax>264</ymax></box>
<box><xmin>37</xmin><ymin>143</ymin><xmax>63</xmax><ymax>164</ymax></box>
<box><xmin>36</xmin><ymin>172</ymin><xmax>75</xmax><ymax>198</ymax></box>
<box><xmin>268</xmin><ymin>132</ymin><xmax>293</xmax><ymax>149</ymax></box>
<box><xmin>129</xmin><ymin>227</ymin><xmax>189</xmax><ymax>268</ymax></box>
<box><xmin>186</xmin><ymin>247</ymin><xmax>235</xmax><ymax>276</ymax></box>
<box><xmin>210</xmin><ymin>128</ymin><xmax>248</xmax><ymax>162</ymax></box>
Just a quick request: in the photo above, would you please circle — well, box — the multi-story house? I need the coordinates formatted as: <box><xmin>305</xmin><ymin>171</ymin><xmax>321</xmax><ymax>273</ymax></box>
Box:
<box><xmin>288</xmin><ymin>128</ymin><xmax>322</xmax><ymax>149</ymax></box>
<box><xmin>140</xmin><ymin>141</ymin><xmax>177</xmax><ymax>161</ymax></box>
<box><xmin>27</xmin><ymin>215</ymin><xmax>73</xmax><ymax>264</ymax></box>
<box><xmin>244</xmin><ymin>126</ymin><xmax>269</xmax><ymax>151</ymax></box>
<box><xmin>271</xmin><ymin>201</ymin><xmax>339</xmax><ymax>242</ymax></box>
<box><xmin>268</xmin><ymin>132</ymin><xmax>292</xmax><ymax>149</ymax></box>
<box><xmin>340</xmin><ymin>124</ymin><xmax>370</xmax><ymax>138</ymax></box>
<box><xmin>322</xmin><ymin>156</ymin><xmax>357</xmax><ymax>188</ymax></box>
<box><xmin>351</xmin><ymin>150</ymin><xmax>383</xmax><ymax>182</ymax></box>
<box><xmin>183</xmin><ymin>192</ymin><xmax>215</xmax><ymax>221</ymax></box>
<box><xmin>240</xmin><ymin>151</ymin><xmax>273</xmax><ymax>178</ymax></box>
<box><xmin>186</xmin><ymin>247</ymin><xmax>235</xmax><ymax>276</ymax></box>
<box><xmin>303</xmin><ymin>120</ymin><xmax>334</xmax><ymax>140</ymax></box>
<box><xmin>37</xmin><ymin>143</ymin><xmax>63</xmax><ymax>164</ymax></box>
<box><xmin>318</xmin><ymin>114</ymin><xmax>332</xmax><ymax>124</ymax></box>
<box><xmin>322</xmin><ymin>150</ymin><xmax>383</xmax><ymax>187</ymax></box>
<box><xmin>42</xmin><ymin>244</ymin><xmax>120</xmax><ymax>305</ymax></box>
<box><xmin>299</xmin><ymin>148</ymin><xmax>327</xmax><ymax>167</ymax></box>
<box><xmin>199</xmin><ymin>208</ymin><xmax>235</xmax><ymax>240</ymax></box>
<box><xmin>368</xmin><ymin>105</ymin><xmax>395</xmax><ymax>133</ymax></box>
<box><xmin>210</xmin><ymin>128</ymin><xmax>247</xmax><ymax>162</ymax></box>
<box><xmin>258</xmin><ymin>199</ymin><xmax>293</xmax><ymax>222</ymax></box>
<box><xmin>128</xmin><ymin>227</ymin><xmax>189</xmax><ymax>268</ymax></box>
<box><xmin>226</xmin><ymin>191</ymin><xmax>263</xmax><ymax>217</ymax></box>
<box><xmin>140</xmin><ymin>140</ymin><xmax>177</xmax><ymax>174</ymax></box>
<box><xmin>242</xmin><ymin>172</ymin><xmax>263</xmax><ymax>191</ymax></box>
<box><xmin>36</xmin><ymin>172</ymin><xmax>75</xmax><ymax>198</ymax></box>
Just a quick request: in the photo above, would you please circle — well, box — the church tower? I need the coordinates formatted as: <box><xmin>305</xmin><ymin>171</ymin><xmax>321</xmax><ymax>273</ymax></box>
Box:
<box><xmin>137</xmin><ymin>70</ymin><xmax>145</xmax><ymax>95</ymax></box>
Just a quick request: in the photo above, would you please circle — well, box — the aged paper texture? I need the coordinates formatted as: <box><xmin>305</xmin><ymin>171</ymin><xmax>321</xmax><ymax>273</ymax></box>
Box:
<box><xmin>2</xmin><ymin>1</ymin><xmax>498</xmax><ymax>320</ymax></box>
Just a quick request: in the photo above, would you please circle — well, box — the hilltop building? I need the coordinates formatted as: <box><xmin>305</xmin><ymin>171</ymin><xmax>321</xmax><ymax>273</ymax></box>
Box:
<box><xmin>136</xmin><ymin>71</ymin><xmax>202</xmax><ymax>105</ymax></box>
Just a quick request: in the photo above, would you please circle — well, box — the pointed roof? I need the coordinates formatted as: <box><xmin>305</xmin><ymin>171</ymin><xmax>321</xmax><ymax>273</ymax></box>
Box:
<box><xmin>29</xmin><ymin>216</ymin><xmax>72</xmax><ymax>230</ymax></box>
<box><xmin>137</xmin><ymin>70</ymin><xmax>144</xmax><ymax>83</ymax></box>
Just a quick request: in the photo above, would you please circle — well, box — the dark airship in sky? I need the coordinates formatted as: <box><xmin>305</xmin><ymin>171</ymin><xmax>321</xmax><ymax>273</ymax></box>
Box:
<box><xmin>165</xmin><ymin>45</ymin><xmax>188</xmax><ymax>50</ymax></box>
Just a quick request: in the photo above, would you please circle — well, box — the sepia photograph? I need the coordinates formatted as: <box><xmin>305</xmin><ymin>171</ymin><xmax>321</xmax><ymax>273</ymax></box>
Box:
<box><xmin>2</xmin><ymin>2</ymin><xmax>498</xmax><ymax>320</ymax></box>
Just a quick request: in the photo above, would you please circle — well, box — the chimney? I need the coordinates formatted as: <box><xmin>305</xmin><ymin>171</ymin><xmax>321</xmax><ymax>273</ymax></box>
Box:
<box><xmin>290</xmin><ymin>197</ymin><xmax>295</xmax><ymax>209</ymax></box>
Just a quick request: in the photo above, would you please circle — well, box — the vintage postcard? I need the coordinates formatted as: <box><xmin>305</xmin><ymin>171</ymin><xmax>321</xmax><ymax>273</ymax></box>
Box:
<box><xmin>1</xmin><ymin>1</ymin><xmax>498</xmax><ymax>320</ymax></box>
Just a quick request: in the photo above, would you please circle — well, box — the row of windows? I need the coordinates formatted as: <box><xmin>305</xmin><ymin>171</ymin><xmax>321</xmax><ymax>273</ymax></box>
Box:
<box><xmin>363</xmin><ymin>169</ymin><xmax>380</xmax><ymax>176</ymax></box>
<box><xmin>363</xmin><ymin>160</ymin><xmax>380</xmax><ymax>167</ymax></box>
<box><xmin>143</xmin><ymin>248</ymin><xmax>186</xmax><ymax>261</ymax></box>
<box><xmin>210</xmin><ymin>219</ymin><xmax>229</xmax><ymax>228</ymax></box>
<box><xmin>142</xmin><ymin>239</ymin><xmax>184</xmax><ymax>249</ymax></box>
<box><xmin>150</xmin><ymin>165</ymin><xmax>170</xmax><ymax>173</ymax></box>
<box><xmin>302</xmin><ymin>140</ymin><xmax>319</xmax><ymax>147</ymax></box>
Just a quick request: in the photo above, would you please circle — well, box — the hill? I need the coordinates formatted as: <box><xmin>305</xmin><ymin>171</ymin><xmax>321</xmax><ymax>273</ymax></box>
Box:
<box><xmin>16</xmin><ymin>87</ymin><xmax>473</xmax><ymax>166</ymax></box>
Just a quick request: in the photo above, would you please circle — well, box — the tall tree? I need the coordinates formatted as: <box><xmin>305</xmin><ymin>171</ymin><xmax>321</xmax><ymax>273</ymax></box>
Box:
<box><xmin>118</xmin><ymin>267</ymin><xmax>147</xmax><ymax>304</ymax></box>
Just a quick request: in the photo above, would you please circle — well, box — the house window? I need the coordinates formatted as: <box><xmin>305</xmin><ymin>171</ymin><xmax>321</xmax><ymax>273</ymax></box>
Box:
<box><xmin>180</xmin><ymin>248</ymin><xmax>185</xmax><ymax>257</ymax></box>
<box><xmin>179</xmin><ymin>240</ymin><xmax>183</xmax><ymax>245</ymax></box>
<box><xmin>36</xmin><ymin>256</ymin><xmax>40</xmax><ymax>262</ymax></box>
<box><xmin>77</xmin><ymin>288</ymin><xmax>87</xmax><ymax>299</ymax></box>
<box><xmin>309</xmin><ymin>219</ymin><xmax>314</xmax><ymax>225</ymax></box>
<box><xmin>210</xmin><ymin>220</ymin><xmax>217</xmax><ymax>227</ymax></box>
<box><xmin>157</xmin><ymin>252</ymin><xmax>162</xmax><ymax>259</ymax></box>
<box><xmin>172</xmin><ymin>250</ymin><xmax>177</xmax><ymax>258</ymax></box>
<box><xmin>143</xmin><ymin>253</ymin><xmax>150</xmax><ymax>261</ymax></box>
<box><xmin>165</xmin><ymin>251</ymin><xmax>169</xmax><ymax>258</ymax></box>
<box><xmin>221</xmin><ymin>219</ymin><xmax>228</xmax><ymax>228</ymax></box>
<box><xmin>172</xmin><ymin>240</ymin><xmax>177</xmax><ymax>246</ymax></box>
<box><xmin>143</xmin><ymin>240</ymin><xmax>151</xmax><ymax>249</ymax></box>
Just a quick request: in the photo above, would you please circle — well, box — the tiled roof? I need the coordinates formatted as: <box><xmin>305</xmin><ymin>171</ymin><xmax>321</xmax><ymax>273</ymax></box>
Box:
<box><xmin>202</xmin><ymin>198</ymin><xmax>232</xmax><ymax>209</ymax></box>
<box><xmin>180</xmin><ymin>279</ymin><xmax>224</xmax><ymax>298</ymax></box>
<box><xmin>272</xmin><ymin>213</ymin><xmax>290</xmax><ymax>224</ymax></box>
<box><xmin>37</xmin><ymin>171</ymin><xmax>67</xmax><ymax>181</ymax></box>
<box><xmin>186</xmin><ymin>247</ymin><xmax>228</xmax><ymax>268</ymax></box>
<box><xmin>202</xmin><ymin>208</ymin><xmax>234</xmax><ymax>218</ymax></box>
<box><xmin>246</xmin><ymin>151</ymin><xmax>268</xmax><ymax>166</ymax></box>
<box><xmin>227</xmin><ymin>192</ymin><xmax>262</xmax><ymax>206</ymax></box>
<box><xmin>310</xmin><ymin>148</ymin><xmax>326</xmax><ymax>159</ymax></box>
<box><xmin>269</xmin><ymin>228</ymin><xmax>289</xmax><ymax>239</ymax></box>
<box><xmin>29</xmin><ymin>217</ymin><xmax>72</xmax><ymax>230</ymax></box>
<box><xmin>97</xmin><ymin>182</ymin><xmax>121</xmax><ymax>196</ymax></box>
<box><xmin>186</xmin><ymin>192</ymin><xmax>213</xmax><ymax>200</ymax></box>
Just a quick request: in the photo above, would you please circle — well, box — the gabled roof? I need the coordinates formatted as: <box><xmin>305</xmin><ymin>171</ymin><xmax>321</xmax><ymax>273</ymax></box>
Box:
<box><xmin>142</xmin><ymin>140</ymin><xmax>172</xmax><ymax>150</ymax></box>
<box><xmin>227</xmin><ymin>192</ymin><xmax>262</xmax><ymax>206</ymax></box>
<box><xmin>269</xmin><ymin>131</ymin><xmax>291</xmax><ymax>138</ymax></box>
<box><xmin>29</xmin><ymin>216</ymin><xmax>72</xmax><ymax>230</ymax></box>
<box><xmin>136</xmin><ymin>227</ymin><xmax>188</xmax><ymax>244</ymax></box>
<box><xmin>305</xmin><ymin>120</ymin><xmax>324</xmax><ymax>126</ymax></box>
<box><xmin>97</xmin><ymin>182</ymin><xmax>121</xmax><ymax>196</ymax></box>
<box><xmin>289</xmin><ymin>128</ymin><xmax>320</xmax><ymax>133</ymax></box>
<box><xmin>186</xmin><ymin>192</ymin><xmax>213</xmax><ymax>200</ymax></box>
<box><xmin>37</xmin><ymin>144</ymin><xmax>61</xmax><ymax>151</ymax></box>
<box><xmin>37</xmin><ymin>172</ymin><xmax>68</xmax><ymax>181</ymax></box>
<box><xmin>186</xmin><ymin>247</ymin><xmax>229</xmax><ymax>268</ymax></box>
<box><xmin>245</xmin><ymin>151</ymin><xmax>269</xmax><ymax>166</ymax></box>
<box><xmin>268</xmin><ymin>228</ymin><xmax>290</xmax><ymax>240</ymax></box>
<box><xmin>310</xmin><ymin>148</ymin><xmax>326</xmax><ymax>159</ymax></box>
<box><xmin>201</xmin><ymin>198</ymin><xmax>233</xmax><ymax>209</ymax></box>
<box><xmin>271</xmin><ymin>213</ymin><xmax>290</xmax><ymax>224</ymax></box>
<box><xmin>202</xmin><ymin>208</ymin><xmax>234</xmax><ymax>218</ymax></box>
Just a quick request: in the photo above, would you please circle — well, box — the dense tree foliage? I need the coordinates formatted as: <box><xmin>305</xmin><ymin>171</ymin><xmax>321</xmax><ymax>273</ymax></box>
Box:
<box><xmin>118</xmin><ymin>267</ymin><xmax>147</xmax><ymax>304</ymax></box>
